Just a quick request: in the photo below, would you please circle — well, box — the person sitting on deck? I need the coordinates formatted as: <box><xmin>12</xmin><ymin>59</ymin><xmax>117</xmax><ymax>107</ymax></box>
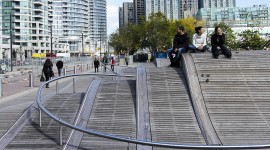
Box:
<box><xmin>167</xmin><ymin>26</ymin><xmax>189</xmax><ymax>67</ymax></box>
<box><xmin>189</xmin><ymin>26</ymin><xmax>209</xmax><ymax>53</ymax></box>
<box><xmin>211</xmin><ymin>26</ymin><xmax>232</xmax><ymax>59</ymax></box>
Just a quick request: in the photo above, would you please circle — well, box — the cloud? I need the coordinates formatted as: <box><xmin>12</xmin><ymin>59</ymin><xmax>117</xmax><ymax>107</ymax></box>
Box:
<box><xmin>107</xmin><ymin>5</ymin><xmax>119</xmax><ymax>35</ymax></box>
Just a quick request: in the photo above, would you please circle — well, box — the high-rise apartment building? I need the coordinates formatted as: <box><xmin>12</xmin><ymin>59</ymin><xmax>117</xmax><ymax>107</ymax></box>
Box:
<box><xmin>0</xmin><ymin>0</ymin><xmax>107</xmax><ymax>58</ymax></box>
<box><xmin>144</xmin><ymin>0</ymin><xmax>198</xmax><ymax>20</ymax></box>
<box><xmin>199</xmin><ymin>5</ymin><xmax>270</xmax><ymax>27</ymax></box>
<box><xmin>201</xmin><ymin>0</ymin><xmax>236</xmax><ymax>8</ymax></box>
<box><xmin>133</xmin><ymin>0</ymin><xmax>145</xmax><ymax>24</ymax></box>
<box><xmin>123</xmin><ymin>2</ymin><xmax>134</xmax><ymax>26</ymax></box>
<box><xmin>119</xmin><ymin>7</ymin><xmax>124</xmax><ymax>28</ymax></box>
<box><xmin>1</xmin><ymin>0</ymin><xmax>51</xmax><ymax>59</ymax></box>
<box><xmin>89</xmin><ymin>0</ymin><xmax>107</xmax><ymax>55</ymax></box>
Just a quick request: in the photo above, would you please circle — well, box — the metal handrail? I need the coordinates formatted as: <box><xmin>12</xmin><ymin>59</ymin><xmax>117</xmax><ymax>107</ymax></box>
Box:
<box><xmin>36</xmin><ymin>74</ymin><xmax>270</xmax><ymax>149</ymax></box>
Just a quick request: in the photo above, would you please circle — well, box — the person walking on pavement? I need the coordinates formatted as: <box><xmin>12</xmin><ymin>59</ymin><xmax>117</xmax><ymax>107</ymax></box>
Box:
<box><xmin>103</xmin><ymin>55</ymin><xmax>108</xmax><ymax>72</ymax></box>
<box><xmin>211</xmin><ymin>26</ymin><xmax>232</xmax><ymax>59</ymax></box>
<box><xmin>125</xmin><ymin>56</ymin><xmax>129</xmax><ymax>66</ymax></box>
<box><xmin>42</xmin><ymin>58</ymin><xmax>53</xmax><ymax>88</ymax></box>
<box><xmin>56</xmin><ymin>59</ymin><xmax>63</xmax><ymax>76</ymax></box>
<box><xmin>94</xmin><ymin>57</ymin><xmax>99</xmax><ymax>72</ymax></box>
<box><xmin>167</xmin><ymin>25</ymin><xmax>189</xmax><ymax>67</ymax></box>
<box><xmin>111</xmin><ymin>57</ymin><xmax>115</xmax><ymax>71</ymax></box>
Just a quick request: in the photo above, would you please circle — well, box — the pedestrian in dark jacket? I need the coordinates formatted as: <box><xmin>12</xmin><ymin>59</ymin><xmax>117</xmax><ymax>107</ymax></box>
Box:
<box><xmin>56</xmin><ymin>59</ymin><xmax>63</xmax><ymax>76</ymax></box>
<box><xmin>167</xmin><ymin>25</ymin><xmax>189</xmax><ymax>67</ymax></box>
<box><xmin>42</xmin><ymin>58</ymin><xmax>53</xmax><ymax>88</ymax></box>
<box><xmin>94</xmin><ymin>57</ymin><xmax>99</xmax><ymax>72</ymax></box>
<box><xmin>211</xmin><ymin>26</ymin><xmax>232</xmax><ymax>59</ymax></box>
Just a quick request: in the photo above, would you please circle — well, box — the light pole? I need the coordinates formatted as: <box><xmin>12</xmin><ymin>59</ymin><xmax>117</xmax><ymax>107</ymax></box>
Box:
<box><xmin>100</xmin><ymin>32</ymin><xmax>102</xmax><ymax>59</ymax></box>
<box><xmin>10</xmin><ymin>13</ymin><xmax>13</xmax><ymax>72</ymax></box>
<box><xmin>50</xmin><ymin>24</ymin><xmax>53</xmax><ymax>60</ymax></box>
<box><xmin>81</xmin><ymin>32</ymin><xmax>84</xmax><ymax>56</ymax></box>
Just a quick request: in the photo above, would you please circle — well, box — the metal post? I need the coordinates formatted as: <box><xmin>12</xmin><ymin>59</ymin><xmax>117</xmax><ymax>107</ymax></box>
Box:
<box><xmin>81</xmin><ymin>64</ymin><xmax>83</xmax><ymax>72</ymax></box>
<box><xmin>87</xmin><ymin>64</ymin><xmax>89</xmax><ymax>70</ymax></box>
<box><xmin>0</xmin><ymin>78</ymin><xmax>2</xmax><ymax>97</ymax></box>
<box><xmin>29</xmin><ymin>73</ymin><xmax>33</xmax><ymax>87</ymax></box>
<box><xmin>64</xmin><ymin>68</ymin><xmax>67</xmax><ymax>76</ymax></box>
<box><xmin>73</xmin><ymin>77</ymin><xmax>75</xmax><ymax>93</ymax></box>
<box><xmin>39</xmin><ymin>109</ymin><xmax>42</xmax><ymax>127</ymax></box>
<box><xmin>59</xmin><ymin>125</ymin><xmax>63</xmax><ymax>145</ymax></box>
<box><xmin>82</xmin><ymin>32</ymin><xmax>84</xmax><ymax>56</ymax></box>
<box><xmin>74</xmin><ymin>66</ymin><xmax>76</xmax><ymax>74</ymax></box>
<box><xmin>100</xmin><ymin>32</ymin><xmax>101</xmax><ymax>59</ymax></box>
<box><xmin>50</xmin><ymin>24</ymin><xmax>53</xmax><ymax>60</ymax></box>
<box><xmin>56</xmin><ymin>80</ymin><xmax>59</xmax><ymax>94</ymax></box>
<box><xmin>10</xmin><ymin>13</ymin><xmax>13</xmax><ymax>72</ymax></box>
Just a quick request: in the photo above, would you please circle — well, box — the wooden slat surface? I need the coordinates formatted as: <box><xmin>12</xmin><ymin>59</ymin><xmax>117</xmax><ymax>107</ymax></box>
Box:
<box><xmin>78</xmin><ymin>80</ymin><xmax>136</xmax><ymax>150</ymax></box>
<box><xmin>192</xmin><ymin>51</ymin><xmax>270</xmax><ymax>145</ymax></box>
<box><xmin>146</xmin><ymin>66</ymin><xmax>205</xmax><ymax>150</ymax></box>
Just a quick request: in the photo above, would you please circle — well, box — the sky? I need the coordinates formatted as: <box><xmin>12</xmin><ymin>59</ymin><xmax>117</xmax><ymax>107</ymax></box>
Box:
<box><xmin>107</xmin><ymin>0</ymin><xmax>270</xmax><ymax>35</ymax></box>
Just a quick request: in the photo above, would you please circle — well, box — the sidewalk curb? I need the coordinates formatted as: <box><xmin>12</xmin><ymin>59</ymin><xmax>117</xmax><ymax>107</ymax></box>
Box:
<box><xmin>0</xmin><ymin>88</ymin><xmax>38</xmax><ymax>104</ymax></box>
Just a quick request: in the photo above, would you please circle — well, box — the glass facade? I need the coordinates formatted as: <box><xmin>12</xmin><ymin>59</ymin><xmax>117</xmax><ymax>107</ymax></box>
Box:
<box><xmin>199</xmin><ymin>5</ymin><xmax>270</xmax><ymax>27</ymax></box>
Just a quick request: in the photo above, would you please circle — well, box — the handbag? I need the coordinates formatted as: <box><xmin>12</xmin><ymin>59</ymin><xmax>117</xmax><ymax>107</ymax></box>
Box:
<box><xmin>40</xmin><ymin>74</ymin><xmax>45</xmax><ymax>82</ymax></box>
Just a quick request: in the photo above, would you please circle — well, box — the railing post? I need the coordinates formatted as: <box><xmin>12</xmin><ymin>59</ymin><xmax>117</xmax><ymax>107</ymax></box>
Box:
<box><xmin>29</xmin><ymin>73</ymin><xmax>33</xmax><ymax>87</ymax></box>
<box><xmin>0</xmin><ymin>78</ymin><xmax>2</xmax><ymax>97</ymax></box>
<box><xmin>39</xmin><ymin>108</ymin><xmax>42</xmax><ymax>127</ymax></box>
<box><xmin>59</xmin><ymin>125</ymin><xmax>63</xmax><ymax>145</ymax></box>
<box><xmin>56</xmin><ymin>80</ymin><xmax>59</xmax><ymax>94</ymax></box>
<box><xmin>73</xmin><ymin>77</ymin><xmax>75</xmax><ymax>93</ymax></box>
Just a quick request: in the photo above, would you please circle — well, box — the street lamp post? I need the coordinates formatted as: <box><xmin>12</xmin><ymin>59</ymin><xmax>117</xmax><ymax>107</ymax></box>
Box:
<box><xmin>82</xmin><ymin>32</ymin><xmax>84</xmax><ymax>56</ymax></box>
<box><xmin>10</xmin><ymin>13</ymin><xmax>13</xmax><ymax>72</ymax></box>
<box><xmin>100</xmin><ymin>32</ymin><xmax>102</xmax><ymax>59</ymax></box>
<box><xmin>50</xmin><ymin>24</ymin><xmax>53</xmax><ymax>60</ymax></box>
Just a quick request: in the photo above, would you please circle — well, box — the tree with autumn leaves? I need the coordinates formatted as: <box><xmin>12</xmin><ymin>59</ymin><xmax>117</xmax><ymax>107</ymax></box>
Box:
<box><xmin>109</xmin><ymin>12</ymin><xmax>267</xmax><ymax>55</ymax></box>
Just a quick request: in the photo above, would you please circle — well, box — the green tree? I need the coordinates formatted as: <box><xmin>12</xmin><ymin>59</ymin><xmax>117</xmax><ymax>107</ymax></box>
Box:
<box><xmin>212</xmin><ymin>22</ymin><xmax>238</xmax><ymax>49</ymax></box>
<box><xmin>238</xmin><ymin>29</ymin><xmax>266</xmax><ymax>50</ymax></box>
<box><xmin>141</xmin><ymin>12</ymin><xmax>172</xmax><ymax>52</ymax></box>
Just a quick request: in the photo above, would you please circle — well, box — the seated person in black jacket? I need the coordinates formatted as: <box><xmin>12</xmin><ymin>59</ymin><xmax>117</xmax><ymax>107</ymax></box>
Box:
<box><xmin>211</xmin><ymin>26</ymin><xmax>232</xmax><ymax>59</ymax></box>
<box><xmin>167</xmin><ymin>26</ymin><xmax>189</xmax><ymax>67</ymax></box>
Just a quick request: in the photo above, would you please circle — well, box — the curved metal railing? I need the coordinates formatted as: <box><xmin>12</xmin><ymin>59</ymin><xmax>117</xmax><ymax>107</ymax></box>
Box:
<box><xmin>36</xmin><ymin>73</ymin><xmax>270</xmax><ymax>149</ymax></box>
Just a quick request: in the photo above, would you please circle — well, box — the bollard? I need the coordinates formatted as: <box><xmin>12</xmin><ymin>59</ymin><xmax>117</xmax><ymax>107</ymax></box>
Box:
<box><xmin>29</xmin><ymin>73</ymin><xmax>33</xmax><ymax>87</ymax></box>
<box><xmin>0</xmin><ymin>78</ymin><xmax>2</xmax><ymax>97</ymax></box>
<box><xmin>81</xmin><ymin>64</ymin><xmax>83</xmax><ymax>72</ymax></box>
<box><xmin>74</xmin><ymin>66</ymin><xmax>76</xmax><ymax>74</ymax></box>
<box><xmin>73</xmin><ymin>77</ymin><xmax>75</xmax><ymax>93</ymax></box>
<box><xmin>64</xmin><ymin>68</ymin><xmax>67</xmax><ymax>76</ymax></box>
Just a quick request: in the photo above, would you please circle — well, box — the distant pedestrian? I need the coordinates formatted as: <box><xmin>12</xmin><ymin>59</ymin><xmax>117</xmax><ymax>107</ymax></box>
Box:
<box><xmin>111</xmin><ymin>57</ymin><xmax>115</xmax><ymax>71</ymax></box>
<box><xmin>94</xmin><ymin>57</ymin><xmax>99</xmax><ymax>72</ymax></box>
<box><xmin>42</xmin><ymin>58</ymin><xmax>53</xmax><ymax>88</ymax></box>
<box><xmin>167</xmin><ymin>25</ymin><xmax>189</xmax><ymax>67</ymax></box>
<box><xmin>56</xmin><ymin>59</ymin><xmax>63</xmax><ymax>76</ymax></box>
<box><xmin>125</xmin><ymin>56</ymin><xmax>129</xmax><ymax>66</ymax></box>
<box><xmin>103</xmin><ymin>55</ymin><xmax>108</xmax><ymax>72</ymax></box>
<box><xmin>211</xmin><ymin>26</ymin><xmax>232</xmax><ymax>59</ymax></box>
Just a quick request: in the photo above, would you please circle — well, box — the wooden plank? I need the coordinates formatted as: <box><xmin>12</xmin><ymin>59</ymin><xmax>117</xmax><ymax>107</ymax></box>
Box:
<box><xmin>182</xmin><ymin>53</ymin><xmax>222</xmax><ymax>145</ymax></box>
<box><xmin>64</xmin><ymin>80</ymin><xmax>101</xmax><ymax>150</ymax></box>
<box><xmin>136</xmin><ymin>64</ymin><xmax>152</xmax><ymax>150</ymax></box>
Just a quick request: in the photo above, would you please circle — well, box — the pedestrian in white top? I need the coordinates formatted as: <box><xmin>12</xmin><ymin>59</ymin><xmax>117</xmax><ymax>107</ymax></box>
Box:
<box><xmin>189</xmin><ymin>26</ymin><xmax>209</xmax><ymax>53</ymax></box>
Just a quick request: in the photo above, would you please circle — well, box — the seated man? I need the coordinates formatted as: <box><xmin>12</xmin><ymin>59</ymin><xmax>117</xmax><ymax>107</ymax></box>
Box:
<box><xmin>189</xmin><ymin>26</ymin><xmax>209</xmax><ymax>53</ymax></box>
<box><xmin>167</xmin><ymin>26</ymin><xmax>189</xmax><ymax>67</ymax></box>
